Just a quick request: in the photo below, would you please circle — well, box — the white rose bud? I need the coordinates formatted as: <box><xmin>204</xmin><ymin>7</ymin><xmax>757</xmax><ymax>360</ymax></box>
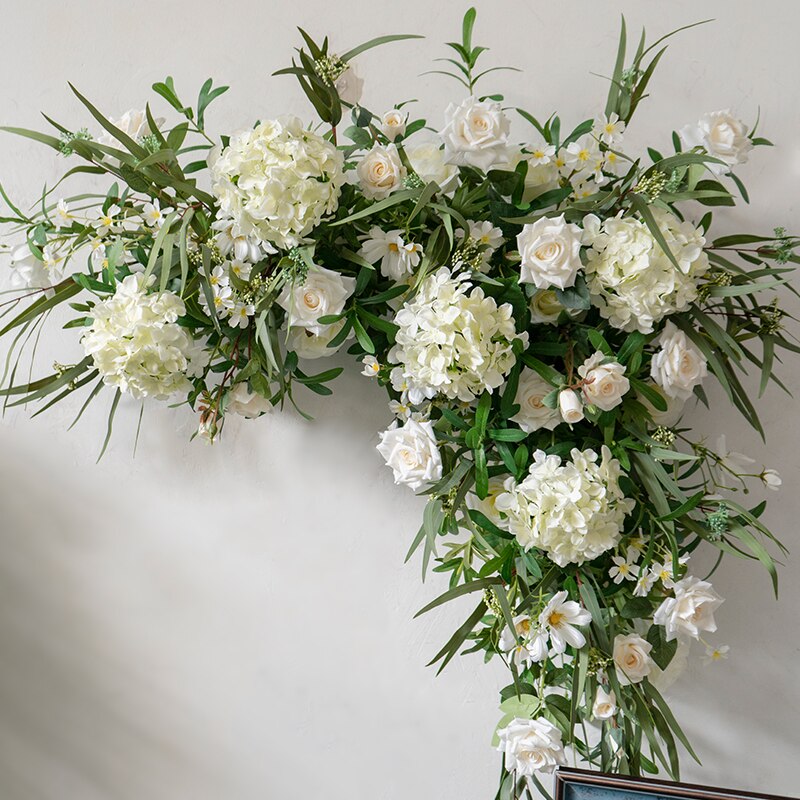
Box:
<box><xmin>496</xmin><ymin>717</ymin><xmax>566</xmax><ymax>776</ymax></box>
<box><xmin>517</xmin><ymin>214</ymin><xmax>583</xmax><ymax>290</ymax></box>
<box><xmin>529</xmin><ymin>289</ymin><xmax>567</xmax><ymax>325</ymax></box>
<box><xmin>654</xmin><ymin>576</ymin><xmax>723</xmax><ymax>642</ymax></box>
<box><xmin>357</xmin><ymin>143</ymin><xmax>406</xmax><ymax>200</ymax></box>
<box><xmin>376</xmin><ymin>419</ymin><xmax>443</xmax><ymax>491</ymax></box>
<box><xmin>592</xmin><ymin>687</ymin><xmax>617</xmax><ymax>720</ymax></box>
<box><xmin>679</xmin><ymin>109</ymin><xmax>753</xmax><ymax>176</ymax></box>
<box><xmin>277</xmin><ymin>265</ymin><xmax>355</xmax><ymax>334</ymax></box>
<box><xmin>558</xmin><ymin>388</ymin><xmax>584</xmax><ymax>424</ymax></box>
<box><xmin>762</xmin><ymin>468</ymin><xmax>782</xmax><ymax>491</ymax></box>
<box><xmin>613</xmin><ymin>633</ymin><xmax>654</xmax><ymax>685</ymax></box>
<box><xmin>225</xmin><ymin>382</ymin><xmax>273</xmax><ymax>418</ymax></box>
<box><xmin>380</xmin><ymin>109</ymin><xmax>408</xmax><ymax>141</ymax></box>
<box><xmin>578</xmin><ymin>351</ymin><xmax>630</xmax><ymax>412</ymax></box>
<box><xmin>650</xmin><ymin>321</ymin><xmax>708</xmax><ymax>401</ymax></box>
<box><xmin>509</xmin><ymin>368</ymin><xmax>561</xmax><ymax>433</ymax></box>
<box><xmin>440</xmin><ymin>96</ymin><xmax>510</xmax><ymax>171</ymax></box>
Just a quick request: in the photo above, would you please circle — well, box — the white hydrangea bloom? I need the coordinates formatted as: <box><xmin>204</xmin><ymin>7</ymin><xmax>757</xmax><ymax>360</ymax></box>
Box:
<box><xmin>82</xmin><ymin>274</ymin><xmax>202</xmax><ymax>400</ymax></box>
<box><xmin>388</xmin><ymin>267</ymin><xmax>527</xmax><ymax>404</ymax></box>
<box><xmin>582</xmin><ymin>209</ymin><xmax>710</xmax><ymax>333</ymax></box>
<box><xmin>210</xmin><ymin>116</ymin><xmax>343</xmax><ymax>250</ymax></box>
<box><xmin>495</xmin><ymin>446</ymin><xmax>634</xmax><ymax>566</ymax></box>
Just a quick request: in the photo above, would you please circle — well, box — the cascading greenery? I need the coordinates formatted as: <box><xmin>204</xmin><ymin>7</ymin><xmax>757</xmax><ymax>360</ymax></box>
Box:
<box><xmin>0</xmin><ymin>9</ymin><xmax>796</xmax><ymax>797</ymax></box>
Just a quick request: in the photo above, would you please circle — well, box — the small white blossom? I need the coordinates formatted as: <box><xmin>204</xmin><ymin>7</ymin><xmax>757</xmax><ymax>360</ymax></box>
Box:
<box><xmin>593</xmin><ymin>113</ymin><xmax>626</xmax><ymax>146</ymax></box>
<box><xmin>592</xmin><ymin>687</ymin><xmax>617</xmax><ymax>720</ymax></box>
<box><xmin>361</xmin><ymin>356</ymin><xmax>381</xmax><ymax>377</ymax></box>
<box><xmin>609</xmin><ymin>554</ymin><xmax>640</xmax><ymax>584</ymax></box>
<box><xmin>762</xmin><ymin>468</ymin><xmax>782</xmax><ymax>491</ymax></box>
<box><xmin>702</xmin><ymin>644</ymin><xmax>730</xmax><ymax>665</ymax></box>
<box><xmin>359</xmin><ymin>227</ymin><xmax>423</xmax><ymax>281</ymax></box>
<box><xmin>380</xmin><ymin>109</ymin><xmax>408</xmax><ymax>141</ymax></box>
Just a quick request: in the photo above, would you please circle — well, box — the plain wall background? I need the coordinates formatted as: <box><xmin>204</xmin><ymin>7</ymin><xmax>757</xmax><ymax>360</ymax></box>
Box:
<box><xmin>0</xmin><ymin>1</ymin><xmax>798</xmax><ymax>798</ymax></box>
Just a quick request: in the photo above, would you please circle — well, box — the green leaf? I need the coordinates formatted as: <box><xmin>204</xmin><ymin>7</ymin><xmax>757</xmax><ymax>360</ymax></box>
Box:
<box><xmin>414</xmin><ymin>576</ymin><xmax>502</xmax><ymax>617</ymax></box>
<box><xmin>340</xmin><ymin>34</ymin><xmax>424</xmax><ymax>62</ymax></box>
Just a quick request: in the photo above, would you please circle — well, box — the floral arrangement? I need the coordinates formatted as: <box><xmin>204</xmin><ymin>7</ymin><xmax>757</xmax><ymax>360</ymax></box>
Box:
<box><xmin>0</xmin><ymin>10</ymin><xmax>796</xmax><ymax>797</ymax></box>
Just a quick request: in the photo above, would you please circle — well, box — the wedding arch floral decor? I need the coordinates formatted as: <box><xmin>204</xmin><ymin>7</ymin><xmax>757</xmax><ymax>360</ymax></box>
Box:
<box><xmin>0</xmin><ymin>9</ymin><xmax>796</xmax><ymax>797</ymax></box>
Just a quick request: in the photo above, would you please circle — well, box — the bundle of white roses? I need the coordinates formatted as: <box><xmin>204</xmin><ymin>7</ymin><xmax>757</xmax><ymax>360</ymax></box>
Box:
<box><xmin>0</xmin><ymin>9</ymin><xmax>796</xmax><ymax>797</ymax></box>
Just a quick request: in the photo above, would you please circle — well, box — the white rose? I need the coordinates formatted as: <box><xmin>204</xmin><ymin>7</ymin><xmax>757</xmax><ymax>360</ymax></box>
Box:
<box><xmin>226</xmin><ymin>382</ymin><xmax>272</xmax><ymax>418</ymax></box>
<box><xmin>654</xmin><ymin>575</ymin><xmax>723</xmax><ymax>642</ymax></box>
<box><xmin>496</xmin><ymin>717</ymin><xmax>566</xmax><ymax>776</ymax></box>
<box><xmin>650</xmin><ymin>321</ymin><xmax>708</xmax><ymax>401</ymax></box>
<box><xmin>377</xmin><ymin>419</ymin><xmax>443</xmax><ymax>491</ymax></box>
<box><xmin>592</xmin><ymin>687</ymin><xmax>617</xmax><ymax>720</ymax></box>
<box><xmin>679</xmin><ymin>110</ymin><xmax>752</xmax><ymax>176</ymax></box>
<box><xmin>406</xmin><ymin>140</ymin><xmax>459</xmax><ymax>193</ymax></box>
<box><xmin>380</xmin><ymin>109</ymin><xmax>408</xmax><ymax>141</ymax></box>
<box><xmin>578</xmin><ymin>351</ymin><xmax>629</xmax><ymax>412</ymax></box>
<box><xmin>468</xmin><ymin>476</ymin><xmax>508</xmax><ymax>527</ymax></box>
<box><xmin>613</xmin><ymin>633</ymin><xmax>653</xmax><ymax>685</ymax></box>
<box><xmin>517</xmin><ymin>214</ymin><xmax>583</xmax><ymax>290</ymax></box>
<box><xmin>510</xmin><ymin>369</ymin><xmax>561</xmax><ymax>432</ymax></box>
<box><xmin>97</xmin><ymin>108</ymin><xmax>164</xmax><ymax>150</ymax></box>
<box><xmin>277</xmin><ymin>265</ymin><xmax>355</xmax><ymax>334</ymax></box>
<box><xmin>529</xmin><ymin>289</ymin><xmax>569</xmax><ymax>325</ymax></box>
<box><xmin>441</xmin><ymin>96</ymin><xmax>510</xmax><ymax>171</ymax></box>
<box><xmin>357</xmin><ymin>144</ymin><xmax>406</xmax><ymax>200</ymax></box>
<box><xmin>334</xmin><ymin>64</ymin><xmax>363</xmax><ymax>106</ymax></box>
<box><xmin>558</xmin><ymin>388</ymin><xmax>584</xmax><ymax>424</ymax></box>
<box><xmin>638</xmin><ymin>382</ymin><xmax>686</xmax><ymax>427</ymax></box>
<box><xmin>287</xmin><ymin>319</ymin><xmax>349</xmax><ymax>359</ymax></box>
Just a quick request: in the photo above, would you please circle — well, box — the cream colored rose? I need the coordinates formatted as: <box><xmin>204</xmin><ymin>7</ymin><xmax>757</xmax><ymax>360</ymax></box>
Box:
<box><xmin>517</xmin><ymin>214</ymin><xmax>583</xmax><ymax>290</ymax></box>
<box><xmin>650</xmin><ymin>321</ymin><xmax>707</xmax><ymax>401</ymax></box>
<box><xmin>287</xmin><ymin>319</ymin><xmax>349</xmax><ymax>359</ymax></box>
<box><xmin>592</xmin><ymin>687</ymin><xmax>617</xmax><ymax>720</ymax></box>
<box><xmin>226</xmin><ymin>382</ymin><xmax>272</xmax><ymax>418</ymax></box>
<box><xmin>376</xmin><ymin>419</ymin><xmax>443</xmax><ymax>491</ymax></box>
<box><xmin>440</xmin><ymin>96</ymin><xmax>509</xmax><ymax>171</ymax></box>
<box><xmin>578</xmin><ymin>351</ymin><xmax>629</xmax><ymax>412</ymax></box>
<box><xmin>654</xmin><ymin>576</ymin><xmax>723</xmax><ymax>642</ymax></box>
<box><xmin>679</xmin><ymin>110</ymin><xmax>752</xmax><ymax>176</ymax></box>
<box><xmin>380</xmin><ymin>109</ymin><xmax>408</xmax><ymax>141</ymax></box>
<box><xmin>637</xmin><ymin>381</ymin><xmax>685</xmax><ymax>427</ymax></box>
<box><xmin>276</xmin><ymin>265</ymin><xmax>355</xmax><ymax>333</ymax></box>
<box><xmin>558</xmin><ymin>388</ymin><xmax>584</xmax><ymax>424</ymax></box>
<box><xmin>529</xmin><ymin>289</ymin><xmax>566</xmax><ymax>325</ymax></box>
<box><xmin>406</xmin><ymin>140</ymin><xmax>459</xmax><ymax>193</ymax></box>
<box><xmin>613</xmin><ymin>633</ymin><xmax>653</xmax><ymax>685</ymax></box>
<box><xmin>510</xmin><ymin>369</ymin><xmax>561</xmax><ymax>433</ymax></box>
<box><xmin>357</xmin><ymin>143</ymin><xmax>406</xmax><ymax>200</ymax></box>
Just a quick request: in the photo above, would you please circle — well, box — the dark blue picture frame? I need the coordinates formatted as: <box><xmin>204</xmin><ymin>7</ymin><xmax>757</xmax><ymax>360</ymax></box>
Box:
<box><xmin>555</xmin><ymin>768</ymin><xmax>796</xmax><ymax>800</ymax></box>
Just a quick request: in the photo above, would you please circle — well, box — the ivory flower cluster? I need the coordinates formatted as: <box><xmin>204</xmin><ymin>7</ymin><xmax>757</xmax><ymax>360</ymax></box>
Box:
<box><xmin>583</xmin><ymin>209</ymin><xmax>710</xmax><ymax>333</ymax></box>
<box><xmin>210</xmin><ymin>116</ymin><xmax>344</xmax><ymax>250</ymax></box>
<box><xmin>82</xmin><ymin>275</ymin><xmax>201</xmax><ymax>400</ymax></box>
<box><xmin>496</xmin><ymin>446</ymin><xmax>635</xmax><ymax>566</ymax></box>
<box><xmin>388</xmin><ymin>268</ymin><xmax>526</xmax><ymax>404</ymax></box>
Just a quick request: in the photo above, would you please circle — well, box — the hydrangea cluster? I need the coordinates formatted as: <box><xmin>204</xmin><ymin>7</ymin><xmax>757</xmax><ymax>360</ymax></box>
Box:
<box><xmin>388</xmin><ymin>267</ymin><xmax>526</xmax><ymax>404</ymax></box>
<box><xmin>210</xmin><ymin>116</ymin><xmax>343</xmax><ymax>250</ymax></box>
<box><xmin>82</xmin><ymin>275</ymin><xmax>202</xmax><ymax>399</ymax></box>
<box><xmin>495</xmin><ymin>446</ymin><xmax>635</xmax><ymax>566</ymax></box>
<box><xmin>583</xmin><ymin>209</ymin><xmax>710</xmax><ymax>333</ymax></box>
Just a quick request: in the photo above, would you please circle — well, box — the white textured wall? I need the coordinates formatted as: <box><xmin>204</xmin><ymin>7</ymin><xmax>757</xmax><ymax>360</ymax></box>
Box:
<box><xmin>0</xmin><ymin>1</ymin><xmax>798</xmax><ymax>798</ymax></box>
